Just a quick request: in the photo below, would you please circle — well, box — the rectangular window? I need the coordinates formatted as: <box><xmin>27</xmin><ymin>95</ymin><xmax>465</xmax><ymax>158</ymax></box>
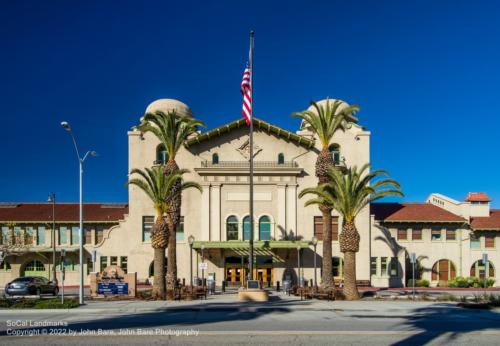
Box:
<box><xmin>120</xmin><ymin>256</ymin><xmax>128</xmax><ymax>273</ymax></box>
<box><xmin>389</xmin><ymin>257</ymin><xmax>398</xmax><ymax>277</ymax></box>
<box><xmin>100</xmin><ymin>256</ymin><xmax>108</xmax><ymax>271</ymax></box>
<box><xmin>397</xmin><ymin>229</ymin><xmax>407</xmax><ymax>240</ymax></box>
<box><xmin>381</xmin><ymin>257</ymin><xmax>388</xmax><ymax>276</ymax></box>
<box><xmin>470</xmin><ymin>234</ymin><xmax>481</xmax><ymax>249</ymax></box>
<box><xmin>59</xmin><ymin>226</ymin><xmax>67</xmax><ymax>244</ymax></box>
<box><xmin>13</xmin><ymin>226</ymin><xmax>22</xmax><ymax>245</ymax></box>
<box><xmin>143</xmin><ymin>216</ymin><xmax>154</xmax><ymax>242</ymax></box>
<box><xmin>313</xmin><ymin>216</ymin><xmax>339</xmax><ymax>241</ymax></box>
<box><xmin>1</xmin><ymin>226</ymin><xmax>9</xmax><ymax>245</ymax></box>
<box><xmin>71</xmin><ymin>226</ymin><xmax>79</xmax><ymax>245</ymax></box>
<box><xmin>412</xmin><ymin>228</ymin><xmax>422</xmax><ymax>240</ymax></box>
<box><xmin>84</xmin><ymin>227</ymin><xmax>92</xmax><ymax>245</ymax></box>
<box><xmin>110</xmin><ymin>256</ymin><xmax>118</xmax><ymax>266</ymax></box>
<box><xmin>176</xmin><ymin>216</ymin><xmax>184</xmax><ymax>241</ymax></box>
<box><xmin>25</xmin><ymin>226</ymin><xmax>34</xmax><ymax>245</ymax></box>
<box><xmin>370</xmin><ymin>257</ymin><xmax>378</xmax><ymax>276</ymax></box>
<box><xmin>37</xmin><ymin>226</ymin><xmax>46</xmax><ymax>245</ymax></box>
<box><xmin>485</xmin><ymin>235</ymin><xmax>495</xmax><ymax>248</ymax></box>
<box><xmin>96</xmin><ymin>226</ymin><xmax>104</xmax><ymax>244</ymax></box>
<box><xmin>446</xmin><ymin>228</ymin><xmax>456</xmax><ymax>241</ymax></box>
<box><xmin>431</xmin><ymin>228</ymin><xmax>442</xmax><ymax>241</ymax></box>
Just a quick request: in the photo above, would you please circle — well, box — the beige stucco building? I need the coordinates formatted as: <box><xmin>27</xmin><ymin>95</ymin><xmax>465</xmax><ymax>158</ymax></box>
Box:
<box><xmin>1</xmin><ymin>98</ymin><xmax>498</xmax><ymax>289</ymax></box>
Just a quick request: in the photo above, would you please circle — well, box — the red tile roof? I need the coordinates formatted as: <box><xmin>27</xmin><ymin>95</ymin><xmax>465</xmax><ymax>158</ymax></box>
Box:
<box><xmin>0</xmin><ymin>203</ymin><xmax>128</xmax><ymax>223</ymax></box>
<box><xmin>470</xmin><ymin>209</ymin><xmax>500</xmax><ymax>230</ymax></box>
<box><xmin>465</xmin><ymin>192</ymin><xmax>491</xmax><ymax>202</ymax></box>
<box><xmin>371</xmin><ymin>203</ymin><xmax>466</xmax><ymax>223</ymax></box>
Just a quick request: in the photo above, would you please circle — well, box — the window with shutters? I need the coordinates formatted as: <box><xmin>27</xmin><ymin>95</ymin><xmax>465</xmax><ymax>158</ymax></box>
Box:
<box><xmin>313</xmin><ymin>216</ymin><xmax>338</xmax><ymax>241</ymax></box>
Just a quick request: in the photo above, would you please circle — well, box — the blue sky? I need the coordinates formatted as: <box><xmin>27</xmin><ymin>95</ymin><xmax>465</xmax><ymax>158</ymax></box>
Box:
<box><xmin>1</xmin><ymin>0</ymin><xmax>499</xmax><ymax>207</ymax></box>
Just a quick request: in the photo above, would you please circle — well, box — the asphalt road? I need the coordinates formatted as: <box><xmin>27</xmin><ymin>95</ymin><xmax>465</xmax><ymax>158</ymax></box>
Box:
<box><xmin>0</xmin><ymin>293</ymin><xmax>499</xmax><ymax>345</ymax></box>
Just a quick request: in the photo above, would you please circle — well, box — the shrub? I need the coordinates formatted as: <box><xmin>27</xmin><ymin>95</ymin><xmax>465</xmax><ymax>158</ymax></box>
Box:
<box><xmin>0</xmin><ymin>298</ymin><xmax>79</xmax><ymax>309</ymax></box>
<box><xmin>407</xmin><ymin>279</ymin><xmax>429</xmax><ymax>287</ymax></box>
<box><xmin>446</xmin><ymin>276</ymin><xmax>496</xmax><ymax>288</ymax></box>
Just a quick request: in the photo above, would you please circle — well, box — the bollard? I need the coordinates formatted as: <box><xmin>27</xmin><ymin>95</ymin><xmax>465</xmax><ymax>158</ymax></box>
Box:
<box><xmin>182</xmin><ymin>278</ymin><xmax>186</xmax><ymax>287</ymax></box>
<box><xmin>276</xmin><ymin>281</ymin><xmax>280</xmax><ymax>292</ymax></box>
<box><xmin>222</xmin><ymin>280</ymin><xmax>226</xmax><ymax>293</ymax></box>
<box><xmin>310</xmin><ymin>279</ymin><xmax>313</xmax><ymax>287</ymax></box>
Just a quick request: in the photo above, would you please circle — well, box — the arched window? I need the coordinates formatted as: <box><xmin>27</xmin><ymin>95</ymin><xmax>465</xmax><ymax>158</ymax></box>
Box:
<box><xmin>243</xmin><ymin>216</ymin><xmax>251</xmax><ymax>241</ymax></box>
<box><xmin>149</xmin><ymin>259</ymin><xmax>168</xmax><ymax>277</ymax></box>
<box><xmin>329</xmin><ymin>144</ymin><xmax>341</xmax><ymax>163</ymax></box>
<box><xmin>277</xmin><ymin>153</ymin><xmax>284</xmax><ymax>165</ymax></box>
<box><xmin>226</xmin><ymin>216</ymin><xmax>239</xmax><ymax>240</ymax></box>
<box><xmin>23</xmin><ymin>260</ymin><xmax>46</xmax><ymax>276</ymax></box>
<box><xmin>1</xmin><ymin>260</ymin><xmax>11</xmax><ymax>271</ymax></box>
<box><xmin>431</xmin><ymin>259</ymin><xmax>456</xmax><ymax>281</ymax></box>
<box><xmin>156</xmin><ymin>144</ymin><xmax>169</xmax><ymax>165</ymax></box>
<box><xmin>470</xmin><ymin>260</ymin><xmax>495</xmax><ymax>279</ymax></box>
<box><xmin>259</xmin><ymin>216</ymin><xmax>271</xmax><ymax>241</ymax></box>
<box><xmin>332</xmin><ymin>257</ymin><xmax>344</xmax><ymax>277</ymax></box>
<box><xmin>212</xmin><ymin>153</ymin><xmax>219</xmax><ymax>164</ymax></box>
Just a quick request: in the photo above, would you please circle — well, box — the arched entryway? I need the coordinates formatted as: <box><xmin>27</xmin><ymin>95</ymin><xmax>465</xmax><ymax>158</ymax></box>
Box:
<box><xmin>470</xmin><ymin>260</ymin><xmax>495</xmax><ymax>279</ymax></box>
<box><xmin>148</xmin><ymin>258</ymin><xmax>168</xmax><ymax>278</ymax></box>
<box><xmin>431</xmin><ymin>259</ymin><xmax>456</xmax><ymax>282</ymax></box>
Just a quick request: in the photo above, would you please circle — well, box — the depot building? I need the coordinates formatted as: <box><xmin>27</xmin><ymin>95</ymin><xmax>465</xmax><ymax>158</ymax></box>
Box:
<box><xmin>1</xmin><ymin>98</ymin><xmax>499</xmax><ymax>288</ymax></box>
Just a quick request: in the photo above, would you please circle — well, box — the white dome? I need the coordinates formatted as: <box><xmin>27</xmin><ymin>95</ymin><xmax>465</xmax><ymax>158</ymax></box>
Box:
<box><xmin>145</xmin><ymin>98</ymin><xmax>193</xmax><ymax>118</ymax></box>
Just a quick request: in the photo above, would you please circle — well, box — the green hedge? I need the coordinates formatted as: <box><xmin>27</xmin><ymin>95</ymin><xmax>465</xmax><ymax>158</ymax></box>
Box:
<box><xmin>0</xmin><ymin>298</ymin><xmax>79</xmax><ymax>309</ymax></box>
<box><xmin>448</xmin><ymin>276</ymin><xmax>496</xmax><ymax>288</ymax></box>
<box><xmin>407</xmin><ymin>279</ymin><xmax>430</xmax><ymax>287</ymax></box>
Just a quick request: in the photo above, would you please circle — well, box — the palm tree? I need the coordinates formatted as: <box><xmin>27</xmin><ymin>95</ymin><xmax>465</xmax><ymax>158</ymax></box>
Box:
<box><xmin>136</xmin><ymin>110</ymin><xmax>205</xmax><ymax>298</ymax></box>
<box><xmin>128</xmin><ymin>166</ymin><xmax>201</xmax><ymax>299</ymax></box>
<box><xmin>301</xmin><ymin>164</ymin><xmax>403</xmax><ymax>300</ymax></box>
<box><xmin>293</xmin><ymin>99</ymin><xmax>358</xmax><ymax>288</ymax></box>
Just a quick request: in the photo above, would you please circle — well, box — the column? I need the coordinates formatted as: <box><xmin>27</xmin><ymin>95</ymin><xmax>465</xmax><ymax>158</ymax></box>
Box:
<box><xmin>210</xmin><ymin>184</ymin><xmax>221</xmax><ymax>241</ymax></box>
<box><xmin>286</xmin><ymin>184</ymin><xmax>297</xmax><ymax>239</ymax></box>
<box><xmin>277</xmin><ymin>184</ymin><xmax>287</xmax><ymax>239</ymax></box>
<box><xmin>201</xmin><ymin>183</ymin><xmax>211</xmax><ymax>241</ymax></box>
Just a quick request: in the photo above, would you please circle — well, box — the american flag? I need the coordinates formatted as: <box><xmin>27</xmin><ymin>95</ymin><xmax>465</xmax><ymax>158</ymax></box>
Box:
<box><xmin>240</xmin><ymin>64</ymin><xmax>252</xmax><ymax>125</ymax></box>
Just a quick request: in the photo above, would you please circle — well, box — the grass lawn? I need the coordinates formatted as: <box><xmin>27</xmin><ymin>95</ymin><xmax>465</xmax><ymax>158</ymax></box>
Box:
<box><xmin>0</xmin><ymin>298</ymin><xmax>80</xmax><ymax>309</ymax></box>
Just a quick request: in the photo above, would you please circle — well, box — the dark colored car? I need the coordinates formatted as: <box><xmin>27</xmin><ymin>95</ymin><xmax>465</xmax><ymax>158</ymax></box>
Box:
<box><xmin>5</xmin><ymin>276</ymin><xmax>59</xmax><ymax>296</ymax></box>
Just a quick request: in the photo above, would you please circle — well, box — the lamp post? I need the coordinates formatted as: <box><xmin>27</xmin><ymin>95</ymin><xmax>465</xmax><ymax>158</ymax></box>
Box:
<box><xmin>311</xmin><ymin>236</ymin><xmax>318</xmax><ymax>291</ymax></box>
<box><xmin>201</xmin><ymin>243</ymin><xmax>205</xmax><ymax>288</ymax></box>
<box><xmin>297</xmin><ymin>245</ymin><xmax>302</xmax><ymax>287</ymax></box>
<box><xmin>48</xmin><ymin>193</ymin><xmax>57</xmax><ymax>285</ymax></box>
<box><xmin>61</xmin><ymin>121</ymin><xmax>97</xmax><ymax>305</ymax></box>
<box><xmin>188</xmin><ymin>235</ymin><xmax>194</xmax><ymax>287</ymax></box>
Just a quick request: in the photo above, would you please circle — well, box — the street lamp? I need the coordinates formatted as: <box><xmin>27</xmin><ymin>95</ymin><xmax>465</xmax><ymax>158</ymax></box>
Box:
<box><xmin>61</xmin><ymin>121</ymin><xmax>97</xmax><ymax>305</ymax></box>
<box><xmin>311</xmin><ymin>236</ymin><xmax>318</xmax><ymax>290</ymax></box>
<box><xmin>297</xmin><ymin>245</ymin><xmax>302</xmax><ymax>287</ymax></box>
<box><xmin>201</xmin><ymin>243</ymin><xmax>205</xmax><ymax>288</ymax></box>
<box><xmin>188</xmin><ymin>235</ymin><xmax>195</xmax><ymax>287</ymax></box>
<box><xmin>48</xmin><ymin>193</ymin><xmax>57</xmax><ymax>285</ymax></box>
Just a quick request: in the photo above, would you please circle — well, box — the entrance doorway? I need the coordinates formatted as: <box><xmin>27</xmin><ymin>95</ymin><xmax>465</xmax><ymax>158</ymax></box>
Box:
<box><xmin>224</xmin><ymin>255</ymin><xmax>275</xmax><ymax>287</ymax></box>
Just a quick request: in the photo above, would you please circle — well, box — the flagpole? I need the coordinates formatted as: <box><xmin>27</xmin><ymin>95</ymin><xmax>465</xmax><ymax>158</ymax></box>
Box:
<box><xmin>248</xmin><ymin>30</ymin><xmax>255</xmax><ymax>282</ymax></box>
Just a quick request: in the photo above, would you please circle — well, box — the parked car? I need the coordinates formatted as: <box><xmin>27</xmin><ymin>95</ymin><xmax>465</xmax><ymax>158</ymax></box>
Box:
<box><xmin>5</xmin><ymin>276</ymin><xmax>59</xmax><ymax>296</ymax></box>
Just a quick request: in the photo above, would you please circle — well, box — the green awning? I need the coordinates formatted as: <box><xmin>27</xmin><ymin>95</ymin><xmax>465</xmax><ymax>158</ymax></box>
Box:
<box><xmin>192</xmin><ymin>240</ymin><xmax>311</xmax><ymax>250</ymax></box>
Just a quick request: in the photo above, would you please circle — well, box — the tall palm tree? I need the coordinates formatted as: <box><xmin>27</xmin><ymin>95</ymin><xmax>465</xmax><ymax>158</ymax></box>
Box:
<box><xmin>136</xmin><ymin>110</ymin><xmax>205</xmax><ymax>298</ymax></box>
<box><xmin>293</xmin><ymin>99</ymin><xmax>358</xmax><ymax>288</ymax></box>
<box><xmin>128</xmin><ymin>166</ymin><xmax>201</xmax><ymax>299</ymax></box>
<box><xmin>301</xmin><ymin>164</ymin><xmax>403</xmax><ymax>300</ymax></box>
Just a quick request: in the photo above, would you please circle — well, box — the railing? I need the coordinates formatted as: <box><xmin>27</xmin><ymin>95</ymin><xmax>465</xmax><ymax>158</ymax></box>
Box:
<box><xmin>200</xmin><ymin>161</ymin><xmax>299</xmax><ymax>168</ymax></box>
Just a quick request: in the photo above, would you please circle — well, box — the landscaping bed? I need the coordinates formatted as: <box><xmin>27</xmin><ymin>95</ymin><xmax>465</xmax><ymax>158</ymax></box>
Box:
<box><xmin>0</xmin><ymin>298</ymin><xmax>80</xmax><ymax>309</ymax></box>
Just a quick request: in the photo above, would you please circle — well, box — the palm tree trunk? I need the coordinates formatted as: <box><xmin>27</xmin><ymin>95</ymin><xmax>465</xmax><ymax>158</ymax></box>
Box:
<box><xmin>320</xmin><ymin>206</ymin><xmax>334</xmax><ymax>288</ymax></box>
<box><xmin>343</xmin><ymin>251</ymin><xmax>359</xmax><ymax>300</ymax></box>
<box><xmin>339</xmin><ymin>220</ymin><xmax>360</xmax><ymax>300</ymax></box>
<box><xmin>165</xmin><ymin>159</ymin><xmax>180</xmax><ymax>300</ymax></box>
<box><xmin>152</xmin><ymin>248</ymin><xmax>166</xmax><ymax>299</ymax></box>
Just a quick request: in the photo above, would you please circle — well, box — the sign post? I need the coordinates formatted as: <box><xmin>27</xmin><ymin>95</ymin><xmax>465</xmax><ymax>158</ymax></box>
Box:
<box><xmin>410</xmin><ymin>252</ymin><xmax>416</xmax><ymax>300</ymax></box>
<box><xmin>482</xmin><ymin>253</ymin><xmax>488</xmax><ymax>291</ymax></box>
<box><xmin>61</xmin><ymin>249</ymin><xmax>66</xmax><ymax>304</ymax></box>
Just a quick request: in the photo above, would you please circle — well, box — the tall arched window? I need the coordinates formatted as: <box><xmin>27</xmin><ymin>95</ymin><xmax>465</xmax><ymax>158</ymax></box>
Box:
<box><xmin>226</xmin><ymin>216</ymin><xmax>239</xmax><ymax>240</ymax></box>
<box><xmin>243</xmin><ymin>216</ymin><xmax>251</xmax><ymax>241</ymax></box>
<box><xmin>23</xmin><ymin>260</ymin><xmax>46</xmax><ymax>276</ymax></box>
<box><xmin>277</xmin><ymin>153</ymin><xmax>284</xmax><ymax>165</ymax></box>
<box><xmin>156</xmin><ymin>144</ymin><xmax>169</xmax><ymax>164</ymax></box>
<box><xmin>329</xmin><ymin>144</ymin><xmax>341</xmax><ymax>163</ymax></box>
<box><xmin>431</xmin><ymin>259</ymin><xmax>456</xmax><ymax>281</ymax></box>
<box><xmin>470</xmin><ymin>260</ymin><xmax>495</xmax><ymax>279</ymax></box>
<box><xmin>332</xmin><ymin>257</ymin><xmax>344</xmax><ymax>277</ymax></box>
<box><xmin>212</xmin><ymin>153</ymin><xmax>219</xmax><ymax>164</ymax></box>
<box><xmin>259</xmin><ymin>216</ymin><xmax>271</xmax><ymax>241</ymax></box>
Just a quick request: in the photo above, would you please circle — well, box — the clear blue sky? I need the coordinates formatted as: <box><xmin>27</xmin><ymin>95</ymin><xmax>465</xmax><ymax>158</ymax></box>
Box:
<box><xmin>1</xmin><ymin>0</ymin><xmax>499</xmax><ymax>207</ymax></box>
